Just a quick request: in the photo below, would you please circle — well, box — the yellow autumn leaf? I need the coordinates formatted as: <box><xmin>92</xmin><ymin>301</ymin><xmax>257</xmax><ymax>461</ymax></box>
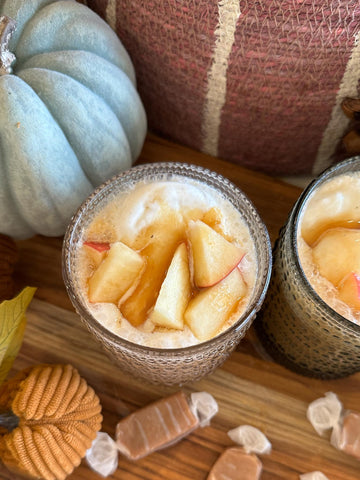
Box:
<box><xmin>0</xmin><ymin>287</ymin><xmax>36</xmax><ymax>385</ymax></box>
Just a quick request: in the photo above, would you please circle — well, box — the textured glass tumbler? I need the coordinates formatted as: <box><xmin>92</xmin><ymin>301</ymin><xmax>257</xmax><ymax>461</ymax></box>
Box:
<box><xmin>62</xmin><ymin>162</ymin><xmax>272</xmax><ymax>385</ymax></box>
<box><xmin>256</xmin><ymin>157</ymin><xmax>360</xmax><ymax>379</ymax></box>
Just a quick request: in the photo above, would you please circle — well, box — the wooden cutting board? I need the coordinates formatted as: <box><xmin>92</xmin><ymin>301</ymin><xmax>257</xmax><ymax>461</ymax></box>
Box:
<box><xmin>3</xmin><ymin>134</ymin><xmax>359</xmax><ymax>480</ymax></box>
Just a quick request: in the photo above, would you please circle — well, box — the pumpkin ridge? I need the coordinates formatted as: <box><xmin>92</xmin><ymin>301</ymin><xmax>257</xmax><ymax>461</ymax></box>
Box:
<box><xmin>55</xmin><ymin>404</ymin><xmax>103</xmax><ymax>425</ymax></box>
<box><xmin>5</xmin><ymin>77</ymin><xmax>94</xmax><ymax>214</ymax></box>
<box><xmin>33</xmin><ymin>429</ymin><xmax>69</xmax><ymax>480</ymax></box>
<box><xmin>0</xmin><ymin>0</ymin><xmax>61</xmax><ymax>53</ymax></box>
<box><xmin>1</xmin><ymin>435</ymin><xmax>29</xmax><ymax>478</ymax></box>
<box><xmin>0</xmin><ymin>75</ymin><xmax>94</xmax><ymax>237</ymax></box>
<box><xmin>49</xmin><ymin>366</ymin><xmax>84</xmax><ymax>418</ymax></box>
<box><xmin>14</xmin><ymin>1</ymin><xmax>135</xmax><ymax>81</ymax></box>
<box><xmin>33</xmin><ymin>364</ymin><xmax>64</xmax><ymax>419</ymax></box>
<box><xmin>12</xmin><ymin>425</ymin><xmax>42</xmax><ymax>478</ymax></box>
<box><xmin>26</xmin><ymin>365</ymin><xmax>53</xmax><ymax>420</ymax></box>
<box><xmin>42</xmin><ymin>423</ymin><xmax>83</xmax><ymax>469</ymax></box>
<box><xmin>18</xmin><ymin>50</ymin><xmax>147</xmax><ymax>160</ymax></box>
<box><xmin>12</xmin><ymin>365</ymin><xmax>43</xmax><ymax>418</ymax></box>
<box><xmin>42</xmin><ymin>364</ymin><xmax>76</xmax><ymax>418</ymax></box>
<box><xmin>61</xmin><ymin>378</ymin><xmax>95</xmax><ymax>413</ymax></box>
<box><xmin>17</xmin><ymin>395</ymin><xmax>102</xmax><ymax>428</ymax></box>
<box><xmin>0</xmin><ymin>368</ymin><xmax>30</xmax><ymax>411</ymax></box>
<box><xmin>22</xmin><ymin>424</ymin><xmax>58</xmax><ymax>480</ymax></box>
<box><xmin>60</xmin><ymin>423</ymin><xmax>97</xmax><ymax>455</ymax></box>
<box><xmin>18</xmin><ymin>66</ymin><xmax>133</xmax><ymax>186</ymax></box>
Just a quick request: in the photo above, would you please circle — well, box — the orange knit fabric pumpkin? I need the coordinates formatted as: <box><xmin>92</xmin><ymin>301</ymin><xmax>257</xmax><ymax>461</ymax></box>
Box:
<box><xmin>0</xmin><ymin>364</ymin><xmax>102</xmax><ymax>480</ymax></box>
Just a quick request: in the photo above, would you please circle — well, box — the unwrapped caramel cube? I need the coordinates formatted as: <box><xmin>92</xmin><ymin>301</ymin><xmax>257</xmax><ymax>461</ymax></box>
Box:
<box><xmin>115</xmin><ymin>391</ymin><xmax>199</xmax><ymax>460</ymax></box>
<box><xmin>207</xmin><ymin>447</ymin><xmax>262</xmax><ymax>480</ymax></box>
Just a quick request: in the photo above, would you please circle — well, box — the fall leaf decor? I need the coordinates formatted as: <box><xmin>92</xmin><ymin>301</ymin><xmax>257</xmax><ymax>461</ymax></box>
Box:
<box><xmin>0</xmin><ymin>363</ymin><xmax>102</xmax><ymax>480</ymax></box>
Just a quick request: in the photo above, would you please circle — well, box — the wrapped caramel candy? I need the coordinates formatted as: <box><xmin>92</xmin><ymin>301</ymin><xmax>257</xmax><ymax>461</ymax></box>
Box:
<box><xmin>207</xmin><ymin>425</ymin><xmax>271</xmax><ymax>480</ymax></box>
<box><xmin>306</xmin><ymin>392</ymin><xmax>342</xmax><ymax>436</ymax></box>
<box><xmin>331</xmin><ymin>411</ymin><xmax>360</xmax><ymax>460</ymax></box>
<box><xmin>86</xmin><ymin>391</ymin><xmax>218</xmax><ymax>476</ymax></box>
<box><xmin>116</xmin><ymin>391</ymin><xmax>200</xmax><ymax>460</ymax></box>
<box><xmin>307</xmin><ymin>392</ymin><xmax>360</xmax><ymax>461</ymax></box>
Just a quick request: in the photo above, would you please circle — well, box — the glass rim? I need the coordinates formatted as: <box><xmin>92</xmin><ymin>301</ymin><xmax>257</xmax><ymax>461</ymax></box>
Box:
<box><xmin>62</xmin><ymin>161</ymin><xmax>273</xmax><ymax>355</ymax></box>
<box><xmin>291</xmin><ymin>156</ymin><xmax>360</xmax><ymax>334</ymax></box>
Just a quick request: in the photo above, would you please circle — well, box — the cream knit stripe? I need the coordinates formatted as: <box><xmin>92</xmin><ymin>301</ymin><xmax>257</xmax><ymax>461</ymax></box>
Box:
<box><xmin>105</xmin><ymin>0</ymin><xmax>117</xmax><ymax>30</ymax></box>
<box><xmin>312</xmin><ymin>32</ymin><xmax>360</xmax><ymax>175</ymax></box>
<box><xmin>202</xmin><ymin>0</ymin><xmax>241</xmax><ymax>157</ymax></box>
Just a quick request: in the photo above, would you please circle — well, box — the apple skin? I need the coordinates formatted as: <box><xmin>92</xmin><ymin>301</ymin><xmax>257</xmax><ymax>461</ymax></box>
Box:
<box><xmin>83</xmin><ymin>241</ymin><xmax>110</xmax><ymax>252</ymax></box>
<box><xmin>184</xmin><ymin>267</ymin><xmax>246</xmax><ymax>342</ymax></box>
<box><xmin>198</xmin><ymin>255</ymin><xmax>245</xmax><ymax>289</ymax></box>
<box><xmin>88</xmin><ymin>241</ymin><xmax>144</xmax><ymax>304</ymax></box>
<box><xmin>338</xmin><ymin>272</ymin><xmax>360</xmax><ymax>310</ymax></box>
<box><xmin>83</xmin><ymin>241</ymin><xmax>110</xmax><ymax>267</ymax></box>
<box><xmin>188</xmin><ymin>220</ymin><xmax>245</xmax><ymax>288</ymax></box>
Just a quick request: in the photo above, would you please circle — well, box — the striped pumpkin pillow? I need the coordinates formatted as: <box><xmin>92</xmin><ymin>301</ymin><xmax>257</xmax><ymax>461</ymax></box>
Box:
<box><xmin>86</xmin><ymin>0</ymin><xmax>360</xmax><ymax>176</ymax></box>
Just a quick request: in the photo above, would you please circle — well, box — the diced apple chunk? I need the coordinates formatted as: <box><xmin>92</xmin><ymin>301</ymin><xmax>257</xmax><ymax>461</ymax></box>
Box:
<box><xmin>301</xmin><ymin>178</ymin><xmax>360</xmax><ymax>246</ymax></box>
<box><xmin>83</xmin><ymin>241</ymin><xmax>110</xmax><ymax>267</ymax></box>
<box><xmin>338</xmin><ymin>272</ymin><xmax>360</xmax><ymax>310</ymax></box>
<box><xmin>120</xmin><ymin>212</ymin><xmax>186</xmax><ymax>326</ymax></box>
<box><xmin>149</xmin><ymin>243</ymin><xmax>191</xmax><ymax>330</ymax></box>
<box><xmin>312</xmin><ymin>228</ymin><xmax>360</xmax><ymax>286</ymax></box>
<box><xmin>184</xmin><ymin>268</ymin><xmax>246</xmax><ymax>341</ymax></box>
<box><xmin>188</xmin><ymin>220</ymin><xmax>245</xmax><ymax>288</ymax></box>
<box><xmin>88</xmin><ymin>241</ymin><xmax>144</xmax><ymax>304</ymax></box>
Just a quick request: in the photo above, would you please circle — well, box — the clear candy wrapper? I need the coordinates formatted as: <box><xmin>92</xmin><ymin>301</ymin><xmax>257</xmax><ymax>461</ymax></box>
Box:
<box><xmin>189</xmin><ymin>391</ymin><xmax>219</xmax><ymax>427</ymax></box>
<box><xmin>86</xmin><ymin>391</ymin><xmax>218</xmax><ymax>476</ymax></box>
<box><xmin>299</xmin><ymin>471</ymin><xmax>330</xmax><ymax>480</ymax></box>
<box><xmin>306</xmin><ymin>392</ymin><xmax>343</xmax><ymax>436</ymax></box>
<box><xmin>86</xmin><ymin>432</ymin><xmax>118</xmax><ymax>477</ymax></box>
<box><xmin>228</xmin><ymin>425</ymin><xmax>272</xmax><ymax>455</ymax></box>
<box><xmin>307</xmin><ymin>392</ymin><xmax>360</xmax><ymax>461</ymax></box>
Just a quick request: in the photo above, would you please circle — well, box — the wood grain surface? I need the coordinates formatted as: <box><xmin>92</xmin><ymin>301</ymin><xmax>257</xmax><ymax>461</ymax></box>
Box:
<box><xmin>3</xmin><ymin>134</ymin><xmax>359</xmax><ymax>480</ymax></box>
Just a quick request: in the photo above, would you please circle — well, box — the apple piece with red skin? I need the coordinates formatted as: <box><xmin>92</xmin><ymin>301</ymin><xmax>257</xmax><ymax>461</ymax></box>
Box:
<box><xmin>88</xmin><ymin>241</ymin><xmax>144</xmax><ymax>304</ymax></box>
<box><xmin>338</xmin><ymin>272</ymin><xmax>360</xmax><ymax>310</ymax></box>
<box><xmin>184</xmin><ymin>267</ymin><xmax>246</xmax><ymax>342</ymax></box>
<box><xmin>83</xmin><ymin>241</ymin><xmax>110</xmax><ymax>267</ymax></box>
<box><xmin>188</xmin><ymin>220</ymin><xmax>245</xmax><ymax>288</ymax></box>
<box><xmin>149</xmin><ymin>243</ymin><xmax>192</xmax><ymax>330</ymax></box>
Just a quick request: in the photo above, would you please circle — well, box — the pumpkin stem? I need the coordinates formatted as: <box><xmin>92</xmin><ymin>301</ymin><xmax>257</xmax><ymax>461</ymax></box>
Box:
<box><xmin>0</xmin><ymin>410</ymin><xmax>19</xmax><ymax>432</ymax></box>
<box><xmin>0</xmin><ymin>16</ymin><xmax>16</xmax><ymax>75</ymax></box>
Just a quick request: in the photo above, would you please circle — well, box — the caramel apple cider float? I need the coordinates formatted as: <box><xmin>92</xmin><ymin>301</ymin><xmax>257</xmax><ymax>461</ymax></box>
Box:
<box><xmin>256</xmin><ymin>158</ymin><xmax>360</xmax><ymax>380</ymax></box>
<box><xmin>298</xmin><ymin>172</ymin><xmax>360</xmax><ymax>325</ymax></box>
<box><xmin>74</xmin><ymin>172</ymin><xmax>257</xmax><ymax>348</ymax></box>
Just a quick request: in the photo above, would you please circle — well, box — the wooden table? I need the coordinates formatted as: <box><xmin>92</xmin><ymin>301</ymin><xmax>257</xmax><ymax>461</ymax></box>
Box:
<box><xmin>4</xmin><ymin>134</ymin><xmax>359</xmax><ymax>480</ymax></box>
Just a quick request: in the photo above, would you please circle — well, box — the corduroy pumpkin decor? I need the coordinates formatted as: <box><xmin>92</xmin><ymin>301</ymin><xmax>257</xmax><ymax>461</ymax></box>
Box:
<box><xmin>0</xmin><ymin>363</ymin><xmax>102</xmax><ymax>480</ymax></box>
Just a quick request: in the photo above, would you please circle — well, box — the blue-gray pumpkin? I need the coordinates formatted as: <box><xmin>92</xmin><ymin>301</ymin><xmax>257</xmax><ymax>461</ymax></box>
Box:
<box><xmin>0</xmin><ymin>0</ymin><xmax>147</xmax><ymax>239</ymax></box>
